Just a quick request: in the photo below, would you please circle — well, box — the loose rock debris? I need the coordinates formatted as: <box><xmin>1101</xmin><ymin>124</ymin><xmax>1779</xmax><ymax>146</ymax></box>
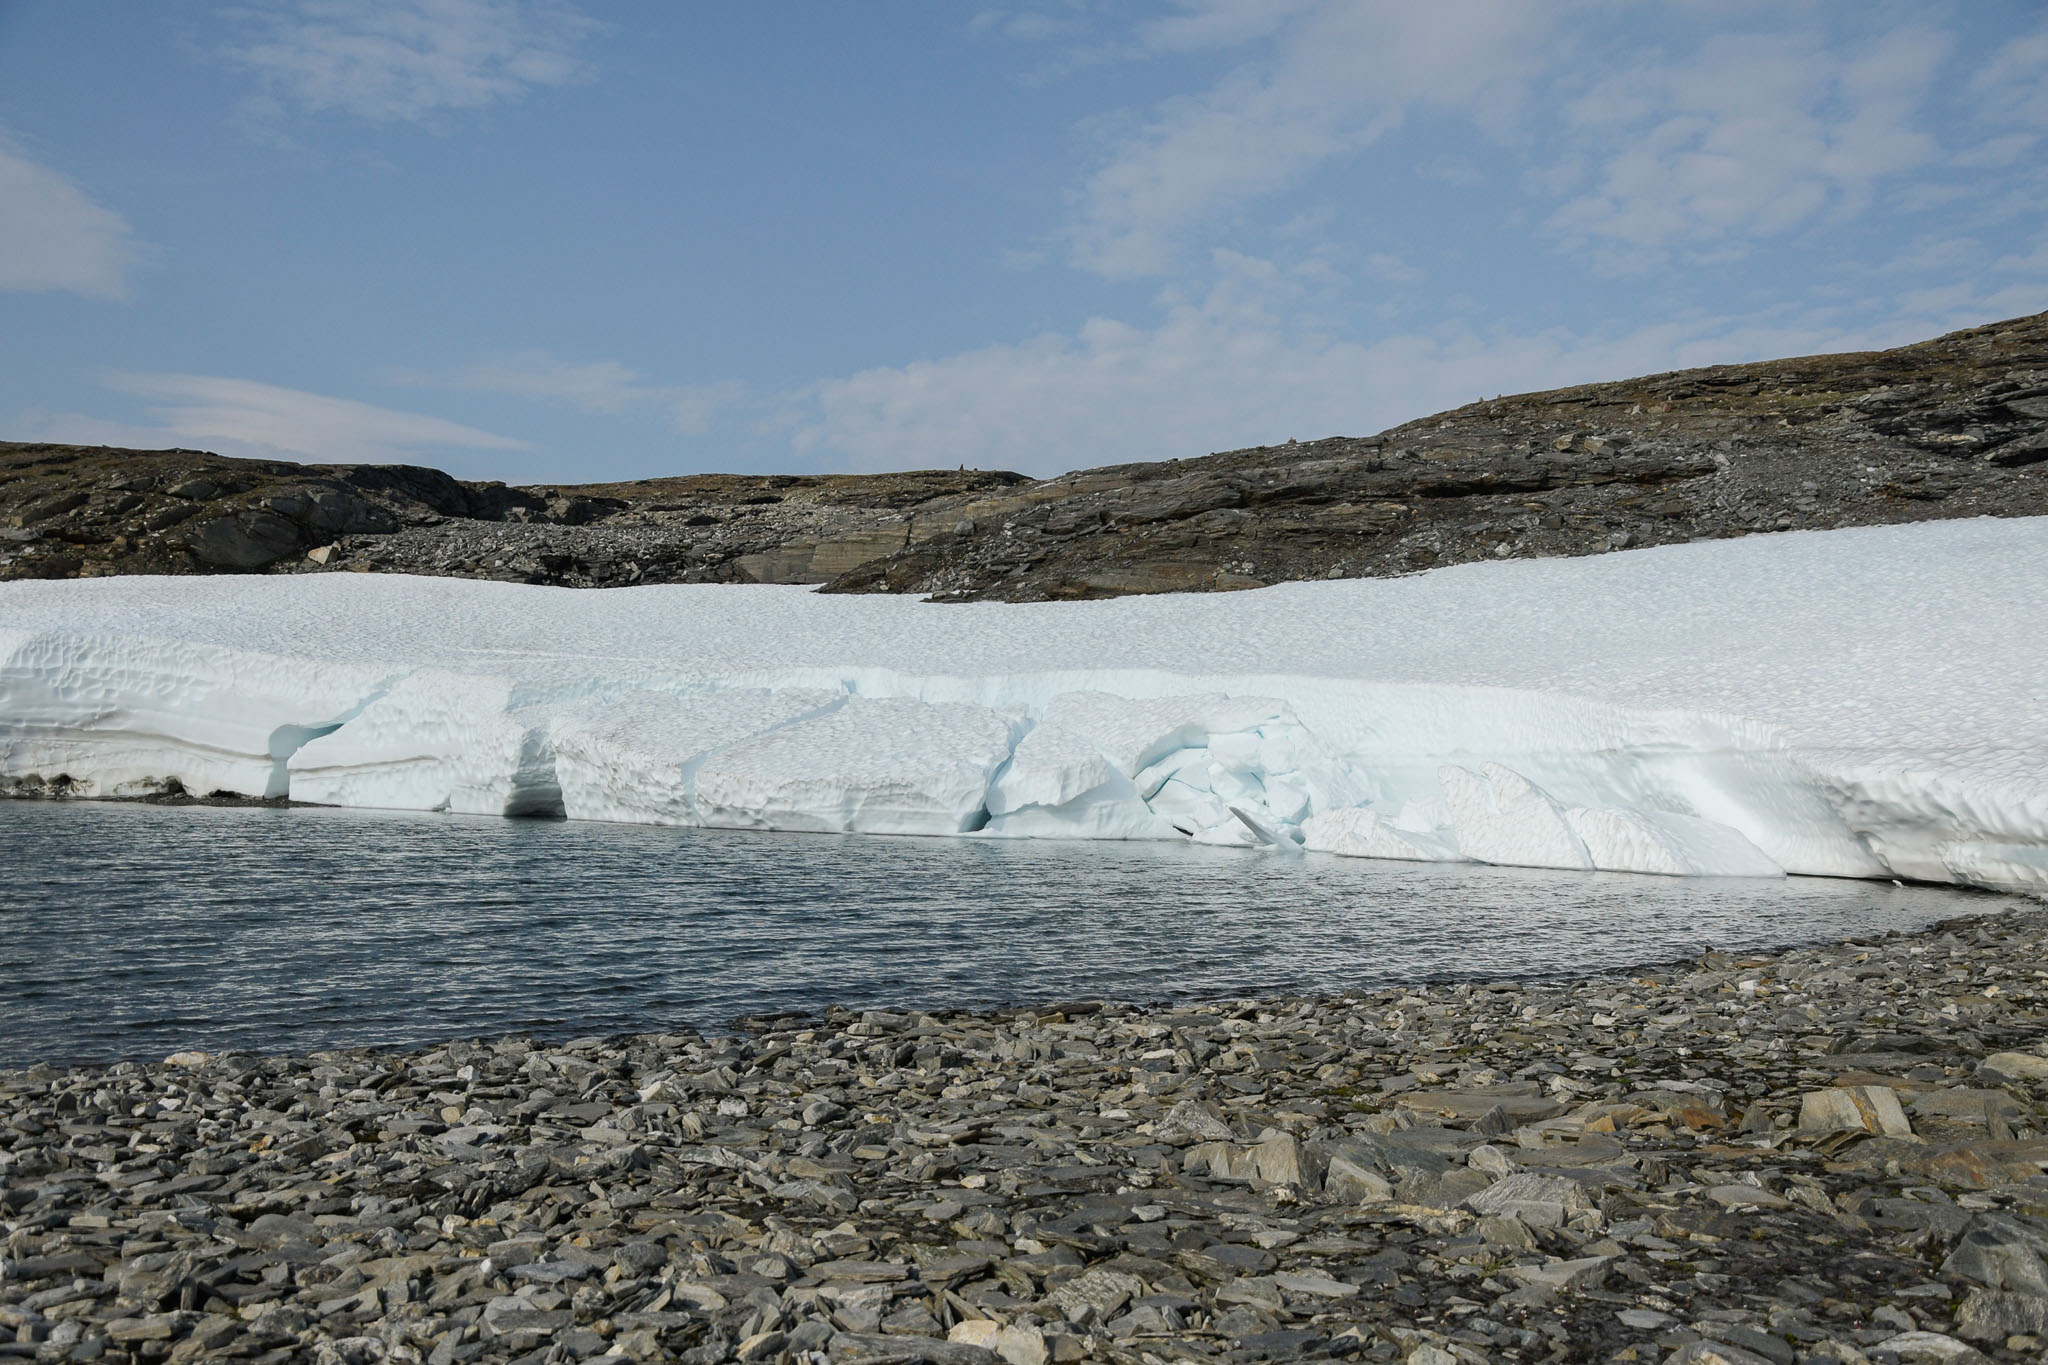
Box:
<box><xmin>6</xmin><ymin>911</ymin><xmax>2048</xmax><ymax>1364</ymax></box>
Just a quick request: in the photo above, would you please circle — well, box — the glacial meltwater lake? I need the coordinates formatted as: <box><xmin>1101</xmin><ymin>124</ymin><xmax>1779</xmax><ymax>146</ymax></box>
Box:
<box><xmin>0</xmin><ymin>800</ymin><xmax>2003</xmax><ymax>1066</ymax></box>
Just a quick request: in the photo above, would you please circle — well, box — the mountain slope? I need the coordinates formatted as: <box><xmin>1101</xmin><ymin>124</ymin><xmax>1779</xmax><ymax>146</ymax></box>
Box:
<box><xmin>3</xmin><ymin>309</ymin><xmax>2043</xmax><ymax>598</ymax></box>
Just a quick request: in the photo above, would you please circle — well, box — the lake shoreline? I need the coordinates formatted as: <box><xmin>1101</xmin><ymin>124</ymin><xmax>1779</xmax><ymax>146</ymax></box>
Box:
<box><xmin>5</xmin><ymin>906</ymin><xmax>2048</xmax><ymax>1363</ymax></box>
<box><xmin>7</xmin><ymin>796</ymin><xmax>2003</xmax><ymax>1073</ymax></box>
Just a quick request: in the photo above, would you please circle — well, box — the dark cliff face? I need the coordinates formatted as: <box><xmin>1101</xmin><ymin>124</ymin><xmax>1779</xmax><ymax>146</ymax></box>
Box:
<box><xmin>4</xmin><ymin>310</ymin><xmax>2044</xmax><ymax>597</ymax></box>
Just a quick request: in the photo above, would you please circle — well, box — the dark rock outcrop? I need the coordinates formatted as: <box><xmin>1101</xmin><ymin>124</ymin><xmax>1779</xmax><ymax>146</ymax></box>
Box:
<box><xmin>4</xmin><ymin>309</ymin><xmax>2044</xmax><ymax>597</ymax></box>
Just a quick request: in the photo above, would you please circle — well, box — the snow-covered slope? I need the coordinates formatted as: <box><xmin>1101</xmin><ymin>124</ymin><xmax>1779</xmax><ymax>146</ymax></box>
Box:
<box><xmin>3</xmin><ymin>518</ymin><xmax>2044</xmax><ymax>893</ymax></box>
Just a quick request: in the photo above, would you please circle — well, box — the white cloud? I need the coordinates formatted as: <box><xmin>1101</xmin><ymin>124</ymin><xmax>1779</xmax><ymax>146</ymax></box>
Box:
<box><xmin>1998</xmin><ymin>235</ymin><xmax>2048</xmax><ymax>277</ymax></box>
<box><xmin>402</xmin><ymin>352</ymin><xmax>748</xmax><ymax>434</ymax></box>
<box><xmin>1546</xmin><ymin>28</ymin><xmax>1945</xmax><ymax>267</ymax></box>
<box><xmin>411</xmin><ymin>353</ymin><xmax>661</xmax><ymax>414</ymax></box>
<box><xmin>1896</xmin><ymin>279</ymin><xmax>2048</xmax><ymax>325</ymax></box>
<box><xmin>1972</xmin><ymin>18</ymin><xmax>2048</xmax><ymax>131</ymax></box>
<box><xmin>1360</xmin><ymin>252</ymin><xmax>1423</xmax><ymax>288</ymax></box>
<box><xmin>793</xmin><ymin>256</ymin><xmax>1966</xmax><ymax>477</ymax></box>
<box><xmin>96</xmin><ymin>373</ymin><xmax>529</xmax><ymax>463</ymax></box>
<box><xmin>1063</xmin><ymin>0</ymin><xmax>1561</xmax><ymax>278</ymax></box>
<box><xmin>969</xmin><ymin>7</ymin><xmax>1094</xmax><ymax>43</ymax></box>
<box><xmin>1040</xmin><ymin>5</ymin><xmax>1979</xmax><ymax>282</ymax></box>
<box><xmin>669</xmin><ymin>381</ymin><xmax>747</xmax><ymax>436</ymax></box>
<box><xmin>221</xmin><ymin>0</ymin><xmax>597</xmax><ymax>123</ymax></box>
<box><xmin>1951</xmin><ymin>132</ymin><xmax>2038</xmax><ymax>170</ymax></box>
<box><xmin>1133</xmin><ymin>0</ymin><xmax>1313</xmax><ymax>54</ymax></box>
<box><xmin>1414</xmin><ymin>154</ymin><xmax>1487</xmax><ymax>188</ymax></box>
<box><xmin>0</xmin><ymin>133</ymin><xmax>138</xmax><ymax>299</ymax></box>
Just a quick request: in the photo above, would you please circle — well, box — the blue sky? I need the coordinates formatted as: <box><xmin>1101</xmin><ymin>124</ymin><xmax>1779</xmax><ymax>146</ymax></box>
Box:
<box><xmin>3</xmin><ymin>1</ymin><xmax>2045</xmax><ymax>484</ymax></box>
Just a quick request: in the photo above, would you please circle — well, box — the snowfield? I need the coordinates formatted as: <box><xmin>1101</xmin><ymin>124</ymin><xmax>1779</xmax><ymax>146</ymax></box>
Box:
<box><xmin>3</xmin><ymin>517</ymin><xmax>2044</xmax><ymax>893</ymax></box>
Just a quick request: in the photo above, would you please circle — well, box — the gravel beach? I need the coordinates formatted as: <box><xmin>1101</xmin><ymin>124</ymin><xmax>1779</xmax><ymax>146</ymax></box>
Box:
<box><xmin>6</xmin><ymin>908</ymin><xmax>2048</xmax><ymax>1365</ymax></box>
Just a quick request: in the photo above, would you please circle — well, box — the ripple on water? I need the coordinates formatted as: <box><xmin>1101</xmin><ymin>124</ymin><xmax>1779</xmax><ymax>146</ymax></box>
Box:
<box><xmin>0</xmin><ymin>800</ymin><xmax>1999</xmax><ymax>1064</ymax></box>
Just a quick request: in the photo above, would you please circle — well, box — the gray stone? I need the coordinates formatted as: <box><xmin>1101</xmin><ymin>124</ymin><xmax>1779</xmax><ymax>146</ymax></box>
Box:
<box><xmin>1465</xmin><ymin>1171</ymin><xmax>1595</xmax><ymax>1227</ymax></box>
<box><xmin>1797</xmin><ymin>1085</ymin><xmax>1913</xmax><ymax>1137</ymax></box>
<box><xmin>1155</xmin><ymin>1100</ymin><xmax>1235</xmax><ymax>1143</ymax></box>
<box><xmin>1874</xmin><ymin>1332</ymin><xmax>1990</xmax><ymax>1364</ymax></box>
<box><xmin>1665</xmin><ymin>1342</ymin><xmax>1779</xmax><ymax>1365</ymax></box>
<box><xmin>1246</xmin><ymin>1129</ymin><xmax>1323</xmax><ymax>1192</ymax></box>
<box><xmin>1977</xmin><ymin>1051</ymin><xmax>2048</xmax><ymax>1083</ymax></box>
<box><xmin>830</xmin><ymin>1331</ymin><xmax>999</xmax><ymax>1363</ymax></box>
<box><xmin>1942</xmin><ymin>1219</ymin><xmax>2048</xmax><ymax>1294</ymax></box>
<box><xmin>734</xmin><ymin>1329</ymin><xmax>788</xmax><ymax>1362</ymax></box>
<box><xmin>1505</xmin><ymin>1254</ymin><xmax>1613</xmax><ymax>1292</ymax></box>
<box><xmin>1954</xmin><ymin>1289</ymin><xmax>2048</xmax><ymax>1343</ymax></box>
<box><xmin>1043</xmin><ymin>1268</ymin><xmax>1148</xmax><ymax>1325</ymax></box>
<box><xmin>1323</xmin><ymin>1149</ymin><xmax>1396</xmax><ymax>1203</ymax></box>
<box><xmin>182</xmin><ymin>511</ymin><xmax>305</xmax><ymax>569</ymax></box>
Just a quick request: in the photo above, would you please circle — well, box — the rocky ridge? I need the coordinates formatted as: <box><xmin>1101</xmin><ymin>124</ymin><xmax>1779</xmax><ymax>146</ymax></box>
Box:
<box><xmin>6</xmin><ymin>911</ymin><xmax>2048</xmax><ymax>1364</ymax></box>
<box><xmin>2</xmin><ymin>311</ymin><xmax>2045</xmax><ymax>599</ymax></box>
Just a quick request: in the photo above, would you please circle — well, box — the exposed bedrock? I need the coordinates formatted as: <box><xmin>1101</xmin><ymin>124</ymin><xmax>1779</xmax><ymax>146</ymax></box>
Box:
<box><xmin>2</xmin><ymin>311</ymin><xmax>2044</xmax><ymax>598</ymax></box>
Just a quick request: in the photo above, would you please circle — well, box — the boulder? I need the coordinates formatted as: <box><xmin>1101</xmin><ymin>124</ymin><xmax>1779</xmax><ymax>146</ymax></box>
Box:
<box><xmin>1797</xmin><ymin>1085</ymin><xmax>1913</xmax><ymax>1138</ymax></box>
<box><xmin>181</xmin><ymin>510</ymin><xmax>305</xmax><ymax>568</ymax></box>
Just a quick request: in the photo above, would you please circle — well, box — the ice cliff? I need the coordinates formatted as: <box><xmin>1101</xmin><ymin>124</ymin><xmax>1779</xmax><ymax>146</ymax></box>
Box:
<box><xmin>3</xmin><ymin>517</ymin><xmax>2045</xmax><ymax>894</ymax></box>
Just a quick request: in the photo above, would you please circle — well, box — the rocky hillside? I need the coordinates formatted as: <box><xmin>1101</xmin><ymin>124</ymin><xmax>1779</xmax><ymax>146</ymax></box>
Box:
<box><xmin>5</xmin><ymin>310</ymin><xmax>2045</xmax><ymax>599</ymax></box>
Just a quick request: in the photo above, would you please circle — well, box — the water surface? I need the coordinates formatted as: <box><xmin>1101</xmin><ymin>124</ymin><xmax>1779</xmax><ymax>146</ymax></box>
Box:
<box><xmin>0</xmin><ymin>800</ymin><xmax>1999</xmax><ymax>1065</ymax></box>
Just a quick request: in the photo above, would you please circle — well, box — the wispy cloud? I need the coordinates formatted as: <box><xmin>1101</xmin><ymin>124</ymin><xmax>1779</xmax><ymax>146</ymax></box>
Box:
<box><xmin>412</xmin><ymin>352</ymin><xmax>664</xmax><ymax>414</ymax></box>
<box><xmin>221</xmin><ymin>0</ymin><xmax>599</xmax><ymax>123</ymax></box>
<box><xmin>1972</xmin><ymin>15</ymin><xmax>2048</xmax><ymax>133</ymax></box>
<box><xmin>0</xmin><ymin>131</ymin><xmax>139</xmax><ymax>299</ymax></box>
<box><xmin>1998</xmin><ymin>234</ymin><xmax>2048</xmax><ymax>277</ymax></box>
<box><xmin>99</xmin><ymin>372</ymin><xmax>529</xmax><ymax>463</ymax></box>
<box><xmin>1546</xmin><ymin>28</ymin><xmax>1947</xmax><ymax>271</ymax></box>
<box><xmin>1062</xmin><ymin>0</ymin><xmax>1560</xmax><ymax>278</ymax></box>
<box><xmin>401</xmin><ymin>352</ymin><xmax>748</xmax><ymax>434</ymax></box>
<box><xmin>1132</xmin><ymin>1</ymin><xmax>1314</xmax><ymax>54</ymax></box>
<box><xmin>669</xmin><ymin>381</ymin><xmax>747</xmax><ymax>436</ymax></box>
<box><xmin>968</xmin><ymin>7</ymin><xmax>1095</xmax><ymax>44</ymax></box>
<box><xmin>1028</xmin><ymin>3</ymin><xmax>1991</xmax><ymax>287</ymax></box>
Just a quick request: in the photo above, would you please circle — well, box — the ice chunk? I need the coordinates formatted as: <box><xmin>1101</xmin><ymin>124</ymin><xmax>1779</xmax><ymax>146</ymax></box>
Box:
<box><xmin>1657</xmin><ymin>750</ymin><xmax>1888</xmax><ymax>879</ymax></box>
<box><xmin>1301</xmin><ymin>807</ymin><xmax>1466</xmax><ymax>862</ymax></box>
<box><xmin>1142</xmin><ymin>771</ymin><xmax>1250</xmax><ymax>845</ymax></box>
<box><xmin>1039</xmin><ymin>691</ymin><xmax>1292</xmax><ymax>776</ymax></box>
<box><xmin>693</xmin><ymin>696</ymin><xmax>1020</xmax><ymax>835</ymax></box>
<box><xmin>986</xmin><ymin>722</ymin><xmax>1117</xmax><ymax>816</ymax></box>
<box><xmin>1230</xmin><ymin>804</ymin><xmax>1303</xmax><ymax>852</ymax></box>
<box><xmin>1438</xmin><ymin>762</ymin><xmax>1591</xmax><ymax>870</ymax></box>
<box><xmin>981</xmin><ymin>773</ymin><xmax>1184</xmax><ymax>840</ymax></box>
<box><xmin>1130</xmin><ymin>747</ymin><xmax>1322</xmax><ymax>844</ymax></box>
<box><xmin>982</xmin><ymin>721</ymin><xmax>1181</xmax><ymax>840</ymax></box>
<box><xmin>1261</xmin><ymin>777</ymin><xmax>1311</xmax><ymax>824</ymax></box>
<box><xmin>549</xmin><ymin>687</ymin><xmax>843</xmax><ymax>826</ymax></box>
<box><xmin>1049</xmin><ymin>691</ymin><xmax>1369</xmax><ymax>827</ymax></box>
<box><xmin>288</xmin><ymin>671</ymin><xmax>569</xmax><ymax>816</ymax></box>
<box><xmin>1565</xmin><ymin>806</ymin><xmax>1784</xmax><ymax>877</ymax></box>
<box><xmin>1940</xmin><ymin>841</ymin><xmax>2048</xmax><ymax>896</ymax></box>
<box><xmin>0</xmin><ymin>630</ymin><xmax>379</xmax><ymax>799</ymax></box>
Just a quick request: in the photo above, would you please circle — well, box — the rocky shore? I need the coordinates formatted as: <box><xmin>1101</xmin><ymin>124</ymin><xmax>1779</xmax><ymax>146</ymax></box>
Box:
<box><xmin>6</xmin><ymin>909</ymin><xmax>2048</xmax><ymax>1365</ymax></box>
